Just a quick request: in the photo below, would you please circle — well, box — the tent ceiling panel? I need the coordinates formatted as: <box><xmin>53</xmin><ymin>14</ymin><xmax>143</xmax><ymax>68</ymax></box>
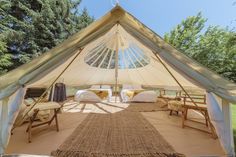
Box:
<box><xmin>0</xmin><ymin>8</ymin><xmax>119</xmax><ymax>99</ymax></box>
<box><xmin>119</xmin><ymin>9</ymin><xmax>236</xmax><ymax>91</ymax></box>
<box><xmin>28</xmin><ymin>25</ymin><xmax>202</xmax><ymax>90</ymax></box>
<box><xmin>0</xmin><ymin>5</ymin><xmax>235</xmax><ymax>102</ymax></box>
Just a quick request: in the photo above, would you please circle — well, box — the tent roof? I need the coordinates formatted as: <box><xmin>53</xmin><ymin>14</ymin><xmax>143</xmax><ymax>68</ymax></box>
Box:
<box><xmin>0</xmin><ymin>5</ymin><xmax>236</xmax><ymax>103</ymax></box>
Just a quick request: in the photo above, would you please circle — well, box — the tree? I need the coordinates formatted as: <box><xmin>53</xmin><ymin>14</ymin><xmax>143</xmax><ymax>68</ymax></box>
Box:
<box><xmin>0</xmin><ymin>34</ymin><xmax>12</xmax><ymax>74</ymax></box>
<box><xmin>164</xmin><ymin>13</ymin><xmax>236</xmax><ymax>83</ymax></box>
<box><xmin>164</xmin><ymin>13</ymin><xmax>206</xmax><ymax>56</ymax></box>
<box><xmin>0</xmin><ymin>0</ymin><xmax>93</xmax><ymax>72</ymax></box>
<box><xmin>192</xmin><ymin>26</ymin><xmax>236</xmax><ymax>81</ymax></box>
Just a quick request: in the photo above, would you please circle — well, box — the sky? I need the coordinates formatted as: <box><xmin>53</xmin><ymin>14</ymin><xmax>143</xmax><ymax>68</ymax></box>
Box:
<box><xmin>80</xmin><ymin>0</ymin><xmax>236</xmax><ymax>37</ymax></box>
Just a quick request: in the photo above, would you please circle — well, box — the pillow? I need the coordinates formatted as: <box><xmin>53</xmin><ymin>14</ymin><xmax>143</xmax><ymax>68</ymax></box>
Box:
<box><xmin>122</xmin><ymin>84</ymin><xmax>132</xmax><ymax>90</ymax></box>
<box><xmin>90</xmin><ymin>85</ymin><xmax>100</xmax><ymax>89</ymax></box>
<box><xmin>101</xmin><ymin>85</ymin><xmax>111</xmax><ymax>89</ymax></box>
<box><xmin>131</xmin><ymin>85</ymin><xmax>142</xmax><ymax>90</ymax></box>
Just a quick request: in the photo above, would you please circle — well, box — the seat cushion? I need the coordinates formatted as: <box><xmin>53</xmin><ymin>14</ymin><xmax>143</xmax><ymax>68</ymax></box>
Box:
<box><xmin>168</xmin><ymin>100</ymin><xmax>183</xmax><ymax>111</ymax></box>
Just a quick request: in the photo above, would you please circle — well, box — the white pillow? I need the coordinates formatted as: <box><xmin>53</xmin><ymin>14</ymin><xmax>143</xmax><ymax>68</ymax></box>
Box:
<box><xmin>122</xmin><ymin>84</ymin><xmax>132</xmax><ymax>90</ymax></box>
<box><xmin>101</xmin><ymin>85</ymin><xmax>111</xmax><ymax>89</ymax></box>
<box><xmin>90</xmin><ymin>85</ymin><xmax>100</xmax><ymax>89</ymax></box>
<box><xmin>131</xmin><ymin>85</ymin><xmax>142</xmax><ymax>90</ymax></box>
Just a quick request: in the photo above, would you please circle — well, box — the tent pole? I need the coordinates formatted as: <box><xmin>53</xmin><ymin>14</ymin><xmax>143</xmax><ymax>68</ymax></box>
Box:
<box><xmin>114</xmin><ymin>24</ymin><xmax>119</xmax><ymax>103</ymax></box>
<box><xmin>151</xmin><ymin>51</ymin><xmax>199</xmax><ymax>108</ymax></box>
<box><xmin>18</xmin><ymin>47</ymin><xmax>84</xmax><ymax>123</ymax></box>
<box><xmin>152</xmin><ymin>51</ymin><xmax>218</xmax><ymax>138</ymax></box>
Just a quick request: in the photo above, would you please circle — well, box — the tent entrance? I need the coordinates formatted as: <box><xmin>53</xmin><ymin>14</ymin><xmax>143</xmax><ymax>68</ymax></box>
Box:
<box><xmin>21</xmin><ymin>24</ymin><xmax>206</xmax><ymax>119</ymax></box>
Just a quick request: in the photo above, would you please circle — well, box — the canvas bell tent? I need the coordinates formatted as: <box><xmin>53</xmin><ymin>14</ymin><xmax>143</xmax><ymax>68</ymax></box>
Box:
<box><xmin>0</xmin><ymin>5</ymin><xmax>236</xmax><ymax>156</ymax></box>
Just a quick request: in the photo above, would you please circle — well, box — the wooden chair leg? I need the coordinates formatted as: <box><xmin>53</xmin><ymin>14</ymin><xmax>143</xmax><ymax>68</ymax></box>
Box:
<box><xmin>182</xmin><ymin>110</ymin><xmax>186</xmax><ymax>128</ymax></box>
<box><xmin>209</xmin><ymin>121</ymin><xmax>217</xmax><ymax>139</ymax></box>
<box><xmin>27</xmin><ymin>109</ymin><xmax>39</xmax><ymax>143</ymax></box>
<box><xmin>205</xmin><ymin>111</ymin><xmax>209</xmax><ymax>127</ymax></box>
<box><xmin>184</xmin><ymin>109</ymin><xmax>188</xmax><ymax>120</ymax></box>
<box><xmin>54</xmin><ymin>109</ymin><xmax>59</xmax><ymax>132</ymax></box>
<box><xmin>169</xmin><ymin>110</ymin><xmax>173</xmax><ymax>115</ymax></box>
<box><xmin>28</xmin><ymin>119</ymin><xmax>32</xmax><ymax>143</ymax></box>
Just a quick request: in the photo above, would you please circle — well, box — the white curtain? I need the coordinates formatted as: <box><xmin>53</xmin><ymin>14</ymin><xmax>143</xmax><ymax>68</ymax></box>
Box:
<box><xmin>0</xmin><ymin>87</ymin><xmax>25</xmax><ymax>154</ymax></box>
<box><xmin>206</xmin><ymin>92</ymin><xmax>234</xmax><ymax>156</ymax></box>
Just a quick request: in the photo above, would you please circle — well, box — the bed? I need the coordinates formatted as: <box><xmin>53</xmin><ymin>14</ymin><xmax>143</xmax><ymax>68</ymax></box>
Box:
<box><xmin>120</xmin><ymin>85</ymin><xmax>157</xmax><ymax>103</ymax></box>
<box><xmin>74</xmin><ymin>85</ymin><xmax>112</xmax><ymax>102</ymax></box>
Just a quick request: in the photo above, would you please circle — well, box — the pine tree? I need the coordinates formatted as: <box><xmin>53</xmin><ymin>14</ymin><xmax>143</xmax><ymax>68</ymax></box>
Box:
<box><xmin>0</xmin><ymin>0</ymin><xmax>94</xmax><ymax>72</ymax></box>
<box><xmin>0</xmin><ymin>34</ymin><xmax>13</xmax><ymax>74</ymax></box>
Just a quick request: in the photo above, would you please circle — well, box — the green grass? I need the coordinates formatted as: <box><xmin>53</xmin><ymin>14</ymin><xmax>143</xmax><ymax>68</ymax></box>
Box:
<box><xmin>232</xmin><ymin>104</ymin><xmax>236</xmax><ymax>153</ymax></box>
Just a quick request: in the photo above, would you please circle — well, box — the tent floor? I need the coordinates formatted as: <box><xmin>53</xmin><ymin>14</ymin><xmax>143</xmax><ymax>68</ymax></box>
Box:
<box><xmin>6</xmin><ymin>100</ymin><xmax>225</xmax><ymax>157</ymax></box>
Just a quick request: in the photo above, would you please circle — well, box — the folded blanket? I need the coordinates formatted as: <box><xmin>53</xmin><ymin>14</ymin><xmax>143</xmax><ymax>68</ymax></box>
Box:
<box><xmin>15</xmin><ymin>102</ymin><xmax>60</xmax><ymax>126</ymax></box>
<box><xmin>88</xmin><ymin>90</ymin><xmax>109</xmax><ymax>100</ymax></box>
<box><xmin>125</xmin><ymin>90</ymin><xmax>145</xmax><ymax>99</ymax></box>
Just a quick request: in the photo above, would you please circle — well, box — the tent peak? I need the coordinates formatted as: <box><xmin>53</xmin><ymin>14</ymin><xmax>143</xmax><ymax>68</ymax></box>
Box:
<box><xmin>110</xmin><ymin>5</ymin><xmax>126</xmax><ymax>14</ymax></box>
<box><xmin>110</xmin><ymin>5</ymin><xmax>126</xmax><ymax>22</ymax></box>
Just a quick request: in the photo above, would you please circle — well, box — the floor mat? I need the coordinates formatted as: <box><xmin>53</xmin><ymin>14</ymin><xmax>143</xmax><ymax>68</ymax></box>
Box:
<box><xmin>52</xmin><ymin>110</ymin><xmax>184</xmax><ymax>157</ymax></box>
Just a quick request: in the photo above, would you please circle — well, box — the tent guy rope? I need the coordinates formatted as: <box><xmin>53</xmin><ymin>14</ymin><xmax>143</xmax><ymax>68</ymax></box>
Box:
<box><xmin>14</xmin><ymin>47</ymin><xmax>84</xmax><ymax>127</ymax></box>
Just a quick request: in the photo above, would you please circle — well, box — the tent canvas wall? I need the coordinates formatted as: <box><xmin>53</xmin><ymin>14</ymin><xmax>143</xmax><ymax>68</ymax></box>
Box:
<box><xmin>0</xmin><ymin>5</ymin><xmax>236</xmax><ymax>156</ymax></box>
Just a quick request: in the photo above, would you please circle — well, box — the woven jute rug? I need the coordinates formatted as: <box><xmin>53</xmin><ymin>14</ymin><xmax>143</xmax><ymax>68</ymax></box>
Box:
<box><xmin>126</xmin><ymin>102</ymin><xmax>168</xmax><ymax>112</ymax></box>
<box><xmin>52</xmin><ymin>110</ymin><xmax>184</xmax><ymax>157</ymax></box>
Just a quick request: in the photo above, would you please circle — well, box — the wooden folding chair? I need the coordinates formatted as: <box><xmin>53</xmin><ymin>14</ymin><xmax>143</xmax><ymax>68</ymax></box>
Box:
<box><xmin>26</xmin><ymin>102</ymin><xmax>61</xmax><ymax>143</ymax></box>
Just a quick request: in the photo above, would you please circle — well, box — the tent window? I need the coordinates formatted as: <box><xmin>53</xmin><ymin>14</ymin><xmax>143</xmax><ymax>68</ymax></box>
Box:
<box><xmin>109</xmin><ymin>50</ymin><xmax>116</xmax><ymax>69</ymax></box>
<box><xmin>130</xmin><ymin>45</ymin><xmax>149</xmax><ymax>66</ymax></box>
<box><xmin>86</xmin><ymin>46</ymin><xmax>106</xmax><ymax>65</ymax></box>
<box><xmin>85</xmin><ymin>37</ymin><xmax>150</xmax><ymax>69</ymax></box>
<box><xmin>100</xmin><ymin>49</ymin><xmax>112</xmax><ymax>68</ymax></box>
<box><xmin>123</xmin><ymin>49</ymin><xmax>135</xmax><ymax>69</ymax></box>
<box><xmin>118</xmin><ymin>50</ymin><xmax>126</xmax><ymax>69</ymax></box>
<box><xmin>127</xmin><ymin>48</ymin><xmax>142</xmax><ymax>68</ymax></box>
<box><xmin>91</xmin><ymin>48</ymin><xmax>108</xmax><ymax>67</ymax></box>
<box><xmin>85</xmin><ymin>45</ymin><xmax>105</xmax><ymax>62</ymax></box>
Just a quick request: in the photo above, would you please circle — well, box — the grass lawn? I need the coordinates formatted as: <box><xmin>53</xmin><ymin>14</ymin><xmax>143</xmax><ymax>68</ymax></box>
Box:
<box><xmin>232</xmin><ymin>104</ymin><xmax>236</xmax><ymax>152</ymax></box>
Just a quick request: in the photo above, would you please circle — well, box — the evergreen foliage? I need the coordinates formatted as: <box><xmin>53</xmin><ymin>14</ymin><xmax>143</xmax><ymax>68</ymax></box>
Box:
<box><xmin>0</xmin><ymin>0</ymin><xmax>93</xmax><ymax>72</ymax></box>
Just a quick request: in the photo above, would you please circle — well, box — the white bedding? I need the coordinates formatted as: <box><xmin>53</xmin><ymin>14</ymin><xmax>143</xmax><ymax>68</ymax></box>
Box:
<box><xmin>120</xmin><ymin>85</ymin><xmax>157</xmax><ymax>103</ymax></box>
<box><xmin>74</xmin><ymin>86</ymin><xmax>112</xmax><ymax>102</ymax></box>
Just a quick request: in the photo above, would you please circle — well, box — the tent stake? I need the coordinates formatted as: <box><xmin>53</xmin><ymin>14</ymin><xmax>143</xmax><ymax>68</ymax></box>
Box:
<box><xmin>18</xmin><ymin>47</ymin><xmax>84</xmax><ymax>124</ymax></box>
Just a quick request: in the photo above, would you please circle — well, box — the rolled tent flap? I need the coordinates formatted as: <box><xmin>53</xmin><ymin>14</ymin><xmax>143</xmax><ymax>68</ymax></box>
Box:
<box><xmin>0</xmin><ymin>87</ymin><xmax>25</xmax><ymax>154</ymax></box>
<box><xmin>206</xmin><ymin>92</ymin><xmax>235</xmax><ymax>156</ymax></box>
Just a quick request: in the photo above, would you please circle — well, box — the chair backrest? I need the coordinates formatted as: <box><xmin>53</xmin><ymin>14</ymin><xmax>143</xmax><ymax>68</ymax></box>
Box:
<box><xmin>181</xmin><ymin>93</ymin><xmax>206</xmax><ymax>105</ymax></box>
<box><xmin>24</xmin><ymin>88</ymin><xmax>47</xmax><ymax>99</ymax></box>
